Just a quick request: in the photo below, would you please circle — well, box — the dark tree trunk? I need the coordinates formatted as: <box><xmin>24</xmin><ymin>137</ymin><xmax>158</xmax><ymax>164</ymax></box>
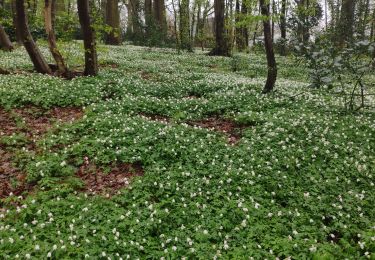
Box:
<box><xmin>0</xmin><ymin>24</ymin><xmax>14</xmax><ymax>51</ymax></box>
<box><xmin>179</xmin><ymin>0</ymin><xmax>192</xmax><ymax>51</ymax></box>
<box><xmin>11</xmin><ymin>0</ymin><xmax>23</xmax><ymax>44</ymax></box>
<box><xmin>15</xmin><ymin>0</ymin><xmax>52</xmax><ymax>74</ymax></box>
<box><xmin>210</xmin><ymin>0</ymin><xmax>230</xmax><ymax>56</ymax></box>
<box><xmin>44</xmin><ymin>0</ymin><xmax>70</xmax><ymax>77</ymax></box>
<box><xmin>337</xmin><ymin>0</ymin><xmax>355</xmax><ymax>47</ymax></box>
<box><xmin>280</xmin><ymin>0</ymin><xmax>287</xmax><ymax>56</ymax></box>
<box><xmin>153</xmin><ymin>0</ymin><xmax>167</xmax><ymax>40</ymax></box>
<box><xmin>240</xmin><ymin>0</ymin><xmax>248</xmax><ymax>50</ymax></box>
<box><xmin>145</xmin><ymin>0</ymin><xmax>152</xmax><ymax>37</ymax></box>
<box><xmin>105</xmin><ymin>0</ymin><xmax>121</xmax><ymax>45</ymax></box>
<box><xmin>260</xmin><ymin>0</ymin><xmax>277</xmax><ymax>93</ymax></box>
<box><xmin>77</xmin><ymin>0</ymin><xmax>98</xmax><ymax>76</ymax></box>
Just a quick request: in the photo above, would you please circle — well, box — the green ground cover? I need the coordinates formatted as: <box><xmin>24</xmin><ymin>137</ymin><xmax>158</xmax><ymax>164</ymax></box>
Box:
<box><xmin>0</xmin><ymin>44</ymin><xmax>374</xmax><ymax>259</ymax></box>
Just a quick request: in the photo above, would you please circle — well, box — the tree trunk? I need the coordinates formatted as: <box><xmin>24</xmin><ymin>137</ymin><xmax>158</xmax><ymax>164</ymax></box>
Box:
<box><xmin>179</xmin><ymin>0</ymin><xmax>192</xmax><ymax>51</ymax></box>
<box><xmin>44</xmin><ymin>0</ymin><xmax>70</xmax><ymax>77</ymax></box>
<box><xmin>153</xmin><ymin>0</ymin><xmax>167</xmax><ymax>40</ymax></box>
<box><xmin>11</xmin><ymin>0</ymin><xmax>23</xmax><ymax>44</ymax></box>
<box><xmin>105</xmin><ymin>0</ymin><xmax>121</xmax><ymax>45</ymax></box>
<box><xmin>193</xmin><ymin>1</ymin><xmax>202</xmax><ymax>46</ymax></box>
<box><xmin>337</xmin><ymin>0</ymin><xmax>355</xmax><ymax>47</ymax></box>
<box><xmin>235</xmin><ymin>0</ymin><xmax>243</xmax><ymax>50</ymax></box>
<box><xmin>15</xmin><ymin>0</ymin><xmax>52</xmax><ymax>74</ymax></box>
<box><xmin>0</xmin><ymin>24</ymin><xmax>14</xmax><ymax>51</ymax></box>
<box><xmin>357</xmin><ymin>0</ymin><xmax>370</xmax><ymax>40</ymax></box>
<box><xmin>129</xmin><ymin>0</ymin><xmax>142</xmax><ymax>39</ymax></box>
<box><xmin>77</xmin><ymin>0</ymin><xmax>98</xmax><ymax>76</ymax></box>
<box><xmin>280</xmin><ymin>0</ymin><xmax>287</xmax><ymax>56</ymax></box>
<box><xmin>260</xmin><ymin>0</ymin><xmax>277</xmax><ymax>93</ymax></box>
<box><xmin>240</xmin><ymin>0</ymin><xmax>248</xmax><ymax>50</ymax></box>
<box><xmin>210</xmin><ymin>0</ymin><xmax>230</xmax><ymax>56</ymax></box>
<box><xmin>145</xmin><ymin>0</ymin><xmax>152</xmax><ymax>37</ymax></box>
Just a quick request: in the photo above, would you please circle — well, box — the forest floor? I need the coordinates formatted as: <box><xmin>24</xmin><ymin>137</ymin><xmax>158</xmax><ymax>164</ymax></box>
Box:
<box><xmin>0</xmin><ymin>43</ymin><xmax>374</xmax><ymax>258</ymax></box>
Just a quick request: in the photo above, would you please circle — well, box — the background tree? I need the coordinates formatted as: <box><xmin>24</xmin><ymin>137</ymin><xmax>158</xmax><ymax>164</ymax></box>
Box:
<box><xmin>44</xmin><ymin>0</ymin><xmax>70</xmax><ymax>77</ymax></box>
<box><xmin>105</xmin><ymin>0</ymin><xmax>121</xmax><ymax>45</ymax></box>
<box><xmin>77</xmin><ymin>0</ymin><xmax>98</xmax><ymax>76</ymax></box>
<box><xmin>336</xmin><ymin>0</ymin><xmax>355</xmax><ymax>47</ymax></box>
<box><xmin>145</xmin><ymin>0</ymin><xmax>152</xmax><ymax>38</ymax></box>
<box><xmin>260</xmin><ymin>0</ymin><xmax>277</xmax><ymax>93</ymax></box>
<box><xmin>15</xmin><ymin>0</ymin><xmax>52</xmax><ymax>74</ymax></box>
<box><xmin>279</xmin><ymin>0</ymin><xmax>287</xmax><ymax>55</ymax></box>
<box><xmin>210</xmin><ymin>0</ymin><xmax>230</xmax><ymax>56</ymax></box>
<box><xmin>153</xmin><ymin>0</ymin><xmax>167</xmax><ymax>41</ymax></box>
<box><xmin>0</xmin><ymin>23</ymin><xmax>13</xmax><ymax>51</ymax></box>
<box><xmin>179</xmin><ymin>0</ymin><xmax>192</xmax><ymax>51</ymax></box>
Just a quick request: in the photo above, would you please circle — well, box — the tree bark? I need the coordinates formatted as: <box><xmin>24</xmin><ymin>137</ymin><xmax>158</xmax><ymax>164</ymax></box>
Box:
<box><xmin>210</xmin><ymin>0</ymin><xmax>230</xmax><ymax>56</ymax></box>
<box><xmin>44</xmin><ymin>0</ymin><xmax>70</xmax><ymax>77</ymax></box>
<box><xmin>11</xmin><ymin>0</ymin><xmax>23</xmax><ymax>44</ymax></box>
<box><xmin>153</xmin><ymin>0</ymin><xmax>167</xmax><ymax>40</ymax></box>
<box><xmin>337</xmin><ymin>0</ymin><xmax>355</xmax><ymax>47</ymax></box>
<box><xmin>279</xmin><ymin>0</ymin><xmax>287</xmax><ymax>56</ymax></box>
<box><xmin>15</xmin><ymin>0</ymin><xmax>52</xmax><ymax>74</ymax></box>
<box><xmin>240</xmin><ymin>0</ymin><xmax>248</xmax><ymax>50</ymax></box>
<box><xmin>77</xmin><ymin>0</ymin><xmax>98</xmax><ymax>76</ymax></box>
<box><xmin>0</xmin><ymin>24</ymin><xmax>14</xmax><ymax>51</ymax></box>
<box><xmin>260</xmin><ymin>0</ymin><xmax>277</xmax><ymax>93</ymax></box>
<box><xmin>145</xmin><ymin>0</ymin><xmax>152</xmax><ymax>37</ymax></box>
<box><xmin>105</xmin><ymin>0</ymin><xmax>121</xmax><ymax>45</ymax></box>
<box><xmin>179</xmin><ymin>0</ymin><xmax>192</xmax><ymax>51</ymax></box>
<box><xmin>235</xmin><ymin>0</ymin><xmax>244</xmax><ymax>50</ymax></box>
<box><xmin>128</xmin><ymin>0</ymin><xmax>142</xmax><ymax>39</ymax></box>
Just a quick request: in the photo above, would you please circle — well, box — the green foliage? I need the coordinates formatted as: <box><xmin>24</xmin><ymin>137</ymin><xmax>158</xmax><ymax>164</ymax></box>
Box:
<box><xmin>0</xmin><ymin>44</ymin><xmax>374</xmax><ymax>259</ymax></box>
<box><xmin>296</xmin><ymin>39</ymin><xmax>375</xmax><ymax>110</ymax></box>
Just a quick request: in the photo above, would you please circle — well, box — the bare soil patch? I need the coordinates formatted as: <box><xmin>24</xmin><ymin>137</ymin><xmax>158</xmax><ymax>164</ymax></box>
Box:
<box><xmin>139</xmin><ymin>112</ymin><xmax>170</xmax><ymax>123</ymax></box>
<box><xmin>0</xmin><ymin>106</ymin><xmax>83</xmax><ymax>199</ymax></box>
<box><xmin>99</xmin><ymin>61</ymin><xmax>119</xmax><ymax>69</ymax></box>
<box><xmin>13</xmin><ymin>106</ymin><xmax>83</xmax><ymax>137</ymax></box>
<box><xmin>188</xmin><ymin>117</ymin><xmax>251</xmax><ymax>145</ymax></box>
<box><xmin>76</xmin><ymin>159</ymin><xmax>144</xmax><ymax>196</ymax></box>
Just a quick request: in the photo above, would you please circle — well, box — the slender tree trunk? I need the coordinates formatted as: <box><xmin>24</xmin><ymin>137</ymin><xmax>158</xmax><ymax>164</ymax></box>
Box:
<box><xmin>271</xmin><ymin>0</ymin><xmax>276</xmax><ymax>42</ymax></box>
<box><xmin>260</xmin><ymin>0</ymin><xmax>277</xmax><ymax>93</ymax></box>
<box><xmin>235</xmin><ymin>0</ymin><xmax>242</xmax><ymax>50</ymax></box>
<box><xmin>44</xmin><ymin>0</ymin><xmax>70</xmax><ymax>76</ymax></box>
<box><xmin>210</xmin><ymin>0</ymin><xmax>230</xmax><ymax>56</ymax></box>
<box><xmin>145</xmin><ymin>0</ymin><xmax>152</xmax><ymax>37</ymax></box>
<box><xmin>191</xmin><ymin>0</ymin><xmax>197</xmax><ymax>44</ymax></box>
<box><xmin>126</xmin><ymin>2</ymin><xmax>133</xmax><ymax>36</ymax></box>
<box><xmin>172</xmin><ymin>0</ymin><xmax>180</xmax><ymax>51</ymax></box>
<box><xmin>15</xmin><ymin>0</ymin><xmax>52</xmax><ymax>74</ymax></box>
<box><xmin>0</xmin><ymin>24</ymin><xmax>14</xmax><ymax>51</ymax></box>
<box><xmin>357</xmin><ymin>0</ymin><xmax>370</xmax><ymax>39</ymax></box>
<box><xmin>105</xmin><ymin>0</ymin><xmax>121</xmax><ymax>45</ymax></box>
<box><xmin>280</xmin><ymin>0</ymin><xmax>287</xmax><ymax>55</ymax></box>
<box><xmin>129</xmin><ymin>0</ymin><xmax>142</xmax><ymax>39</ymax></box>
<box><xmin>77</xmin><ymin>0</ymin><xmax>98</xmax><ymax>76</ymax></box>
<box><xmin>240</xmin><ymin>0</ymin><xmax>248</xmax><ymax>50</ymax></box>
<box><xmin>193</xmin><ymin>1</ymin><xmax>202</xmax><ymax>46</ymax></box>
<box><xmin>197</xmin><ymin>0</ymin><xmax>211</xmax><ymax>50</ymax></box>
<box><xmin>324</xmin><ymin>0</ymin><xmax>328</xmax><ymax>30</ymax></box>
